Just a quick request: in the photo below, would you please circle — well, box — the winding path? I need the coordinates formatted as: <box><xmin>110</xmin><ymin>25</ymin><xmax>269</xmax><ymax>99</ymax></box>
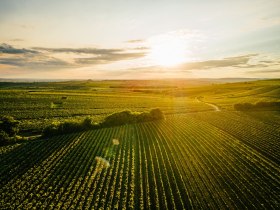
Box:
<box><xmin>196</xmin><ymin>98</ymin><xmax>221</xmax><ymax>112</ymax></box>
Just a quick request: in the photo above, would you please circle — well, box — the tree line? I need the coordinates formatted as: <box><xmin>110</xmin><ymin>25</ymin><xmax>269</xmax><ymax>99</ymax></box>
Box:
<box><xmin>43</xmin><ymin>108</ymin><xmax>164</xmax><ymax>137</ymax></box>
<box><xmin>234</xmin><ymin>101</ymin><xmax>280</xmax><ymax>111</ymax></box>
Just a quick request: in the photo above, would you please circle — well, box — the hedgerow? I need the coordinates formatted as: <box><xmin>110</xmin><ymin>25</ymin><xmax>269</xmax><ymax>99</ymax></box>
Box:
<box><xmin>42</xmin><ymin>108</ymin><xmax>164</xmax><ymax>137</ymax></box>
<box><xmin>234</xmin><ymin>101</ymin><xmax>280</xmax><ymax>111</ymax></box>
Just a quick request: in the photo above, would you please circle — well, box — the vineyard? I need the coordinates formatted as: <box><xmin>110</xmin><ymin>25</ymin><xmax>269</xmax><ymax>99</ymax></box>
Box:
<box><xmin>0</xmin><ymin>89</ymin><xmax>210</xmax><ymax>132</ymax></box>
<box><xmin>1</xmin><ymin>0</ymin><xmax>280</xmax><ymax>206</ymax></box>
<box><xmin>0</xmin><ymin>79</ymin><xmax>279</xmax><ymax>133</ymax></box>
<box><xmin>1</xmin><ymin>79</ymin><xmax>280</xmax><ymax>209</ymax></box>
<box><xmin>189</xmin><ymin>111</ymin><xmax>280</xmax><ymax>164</ymax></box>
<box><xmin>1</xmin><ymin>113</ymin><xmax>279</xmax><ymax>209</ymax></box>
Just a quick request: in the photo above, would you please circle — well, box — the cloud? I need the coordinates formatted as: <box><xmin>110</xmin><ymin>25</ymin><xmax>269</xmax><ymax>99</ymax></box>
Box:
<box><xmin>2</xmin><ymin>43</ymin><xmax>277</xmax><ymax>79</ymax></box>
<box><xmin>0</xmin><ymin>43</ymin><xmax>38</xmax><ymax>54</ymax></box>
<box><xmin>33</xmin><ymin>46</ymin><xmax>148</xmax><ymax>54</ymax></box>
<box><xmin>130</xmin><ymin>46</ymin><xmax>149</xmax><ymax>50</ymax></box>
<box><xmin>259</xmin><ymin>60</ymin><xmax>276</xmax><ymax>64</ymax></box>
<box><xmin>33</xmin><ymin>46</ymin><xmax>147</xmax><ymax>64</ymax></box>
<box><xmin>247</xmin><ymin>69</ymin><xmax>280</xmax><ymax>74</ymax></box>
<box><xmin>0</xmin><ymin>55</ymin><xmax>73</xmax><ymax>69</ymax></box>
<box><xmin>75</xmin><ymin>52</ymin><xmax>146</xmax><ymax>64</ymax></box>
<box><xmin>9</xmin><ymin>39</ymin><xmax>24</xmax><ymax>42</ymax></box>
<box><xmin>125</xmin><ymin>39</ymin><xmax>144</xmax><ymax>43</ymax></box>
<box><xmin>179</xmin><ymin>54</ymin><xmax>258</xmax><ymax>71</ymax></box>
<box><xmin>117</xmin><ymin>53</ymin><xmax>279</xmax><ymax>77</ymax></box>
<box><xmin>0</xmin><ymin>43</ymin><xmax>147</xmax><ymax>69</ymax></box>
<box><xmin>0</xmin><ymin>44</ymin><xmax>73</xmax><ymax>69</ymax></box>
<box><xmin>33</xmin><ymin>47</ymin><xmax>123</xmax><ymax>54</ymax></box>
<box><xmin>233</xmin><ymin>64</ymin><xmax>269</xmax><ymax>69</ymax></box>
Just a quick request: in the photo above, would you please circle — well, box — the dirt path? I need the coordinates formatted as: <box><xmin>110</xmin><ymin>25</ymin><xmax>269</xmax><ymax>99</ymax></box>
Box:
<box><xmin>203</xmin><ymin>101</ymin><xmax>221</xmax><ymax>111</ymax></box>
<box><xmin>196</xmin><ymin>98</ymin><xmax>221</xmax><ymax>111</ymax></box>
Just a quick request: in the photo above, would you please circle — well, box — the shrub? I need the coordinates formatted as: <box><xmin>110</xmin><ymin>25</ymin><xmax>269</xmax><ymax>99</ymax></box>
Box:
<box><xmin>42</xmin><ymin>108</ymin><xmax>165</xmax><ymax>137</ymax></box>
<box><xmin>58</xmin><ymin>121</ymin><xmax>81</xmax><ymax>133</ymax></box>
<box><xmin>234</xmin><ymin>103</ymin><xmax>253</xmax><ymax>111</ymax></box>
<box><xmin>101</xmin><ymin>108</ymin><xmax>164</xmax><ymax>127</ymax></box>
<box><xmin>43</xmin><ymin>117</ymin><xmax>96</xmax><ymax>137</ymax></box>
<box><xmin>136</xmin><ymin>112</ymin><xmax>152</xmax><ymax>122</ymax></box>
<box><xmin>82</xmin><ymin>117</ymin><xmax>93</xmax><ymax>129</ymax></box>
<box><xmin>42</xmin><ymin>121</ymin><xmax>60</xmax><ymax>137</ymax></box>
<box><xmin>149</xmin><ymin>108</ymin><xmax>165</xmax><ymax>120</ymax></box>
<box><xmin>0</xmin><ymin>116</ymin><xmax>19</xmax><ymax>144</ymax></box>
<box><xmin>0</xmin><ymin>130</ymin><xmax>9</xmax><ymax>145</ymax></box>
<box><xmin>234</xmin><ymin>101</ymin><xmax>280</xmax><ymax>111</ymax></box>
<box><xmin>102</xmin><ymin>111</ymin><xmax>137</xmax><ymax>127</ymax></box>
<box><xmin>0</xmin><ymin>116</ymin><xmax>19</xmax><ymax>137</ymax></box>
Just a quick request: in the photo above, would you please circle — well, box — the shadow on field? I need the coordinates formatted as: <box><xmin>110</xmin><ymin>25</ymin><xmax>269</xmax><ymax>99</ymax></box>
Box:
<box><xmin>0</xmin><ymin>135</ymin><xmax>75</xmax><ymax>187</ymax></box>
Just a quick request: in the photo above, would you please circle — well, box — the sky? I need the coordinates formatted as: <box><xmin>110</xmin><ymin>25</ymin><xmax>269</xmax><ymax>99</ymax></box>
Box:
<box><xmin>0</xmin><ymin>0</ymin><xmax>280</xmax><ymax>79</ymax></box>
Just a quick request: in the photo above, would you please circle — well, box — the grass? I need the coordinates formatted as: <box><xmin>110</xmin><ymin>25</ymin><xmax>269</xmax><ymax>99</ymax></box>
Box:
<box><xmin>0</xmin><ymin>78</ymin><xmax>280</xmax><ymax>209</ymax></box>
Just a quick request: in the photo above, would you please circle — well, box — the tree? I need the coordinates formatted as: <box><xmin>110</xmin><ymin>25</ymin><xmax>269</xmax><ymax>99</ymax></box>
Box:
<box><xmin>149</xmin><ymin>108</ymin><xmax>165</xmax><ymax>120</ymax></box>
<box><xmin>0</xmin><ymin>116</ymin><xmax>19</xmax><ymax>144</ymax></box>
<box><xmin>82</xmin><ymin>117</ymin><xmax>93</xmax><ymax>129</ymax></box>
<box><xmin>0</xmin><ymin>116</ymin><xmax>19</xmax><ymax>136</ymax></box>
<box><xmin>0</xmin><ymin>130</ymin><xmax>9</xmax><ymax>144</ymax></box>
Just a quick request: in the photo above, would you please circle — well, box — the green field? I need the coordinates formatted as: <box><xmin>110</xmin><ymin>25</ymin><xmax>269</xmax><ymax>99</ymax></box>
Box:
<box><xmin>0</xmin><ymin>79</ymin><xmax>280</xmax><ymax>209</ymax></box>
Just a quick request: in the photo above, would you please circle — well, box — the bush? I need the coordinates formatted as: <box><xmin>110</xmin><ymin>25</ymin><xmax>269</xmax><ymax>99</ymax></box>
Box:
<box><xmin>82</xmin><ymin>117</ymin><xmax>93</xmax><ymax>129</ymax></box>
<box><xmin>102</xmin><ymin>111</ymin><xmax>137</xmax><ymax>127</ymax></box>
<box><xmin>101</xmin><ymin>108</ymin><xmax>164</xmax><ymax>127</ymax></box>
<box><xmin>42</xmin><ymin>108</ymin><xmax>165</xmax><ymax>137</ymax></box>
<box><xmin>43</xmin><ymin>120</ymin><xmax>82</xmax><ymax>137</ymax></box>
<box><xmin>136</xmin><ymin>112</ymin><xmax>152</xmax><ymax>122</ymax></box>
<box><xmin>0</xmin><ymin>116</ymin><xmax>19</xmax><ymax>144</ymax></box>
<box><xmin>0</xmin><ymin>130</ymin><xmax>9</xmax><ymax>145</ymax></box>
<box><xmin>42</xmin><ymin>121</ymin><xmax>60</xmax><ymax>137</ymax></box>
<box><xmin>234</xmin><ymin>101</ymin><xmax>280</xmax><ymax>111</ymax></box>
<box><xmin>0</xmin><ymin>116</ymin><xmax>19</xmax><ymax>137</ymax></box>
<box><xmin>58</xmin><ymin>121</ymin><xmax>81</xmax><ymax>133</ymax></box>
<box><xmin>255</xmin><ymin>101</ymin><xmax>280</xmax><ymax>108</ymax></box>
<box><xmin>149</xmin><ymin>108</ymin><xmax>165</xmax><ymax>120</ymax></box>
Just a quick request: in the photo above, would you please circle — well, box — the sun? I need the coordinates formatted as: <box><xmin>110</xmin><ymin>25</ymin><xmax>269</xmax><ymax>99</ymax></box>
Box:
<box><xmin>148</xmin><ymin>36</ymin><xmax>187</xmax><ymax>67</ymax></box>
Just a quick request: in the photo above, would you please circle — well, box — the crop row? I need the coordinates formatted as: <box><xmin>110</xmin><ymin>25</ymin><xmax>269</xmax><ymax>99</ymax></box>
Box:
<box><xmin>1</xmin><ymin>114</ymin><xmax>279</xmax><ymax>209</ymax></box>
<box><xmin>189</xmin><ymin>111</ymin><xmax>280</xmax><ymax>164</ymax></box>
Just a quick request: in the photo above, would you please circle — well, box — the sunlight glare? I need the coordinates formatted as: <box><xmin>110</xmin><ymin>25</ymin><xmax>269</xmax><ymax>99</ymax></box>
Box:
<box><xmin>148</xmin><ymin>35</ymin><xmax>187</xmax><ymax>67</ymax></box>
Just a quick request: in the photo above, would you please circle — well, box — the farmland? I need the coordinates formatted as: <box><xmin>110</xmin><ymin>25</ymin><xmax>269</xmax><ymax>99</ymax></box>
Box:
<box><xmin>0</xmin><ymin>79</ymin><xmax>280</xmax><ymax>209</ymax></box>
